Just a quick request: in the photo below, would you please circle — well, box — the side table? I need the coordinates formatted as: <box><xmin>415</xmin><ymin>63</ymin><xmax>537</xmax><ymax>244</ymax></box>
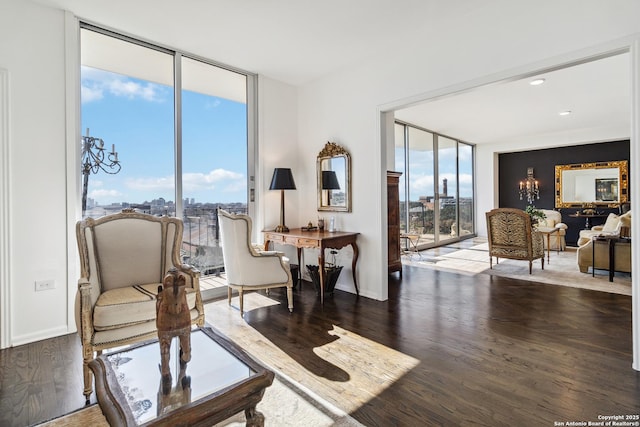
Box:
<box><xmin>592</xmin><ymin>236</ymin><xmax>631</xmax><ymax>282</ymax></box>
<box><xmin>400</xmin><ymin>233</ymin><xmax>422</xmax><ymax>260</ymax></box>
<box><xmin>537</xmin><ymin>228</ymin><xmax>560</xmax><ymax>263</ymax></box>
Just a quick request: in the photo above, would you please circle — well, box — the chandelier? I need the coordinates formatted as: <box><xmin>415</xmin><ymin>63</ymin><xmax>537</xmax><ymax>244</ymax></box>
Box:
<box><xmin>81</xmin><ymin>128</ymin><xmax>121</xmax><ymax>213</ymax></box>
<box><xmin>518</xmin><ymin>167</ymin><xmax>539</xmax><ymax>204</ymax></box>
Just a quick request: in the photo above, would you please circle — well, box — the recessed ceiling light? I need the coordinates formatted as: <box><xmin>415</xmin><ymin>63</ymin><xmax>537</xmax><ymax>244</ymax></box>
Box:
<box><xmin>559</xmin><ymin>110</ymin><xmax>572</xmax><ymax>116</ymax></box>
<box><xmin>530</xmin><ymin>78</ymin><xmax>546</xmax><ymax>86</ymax></box>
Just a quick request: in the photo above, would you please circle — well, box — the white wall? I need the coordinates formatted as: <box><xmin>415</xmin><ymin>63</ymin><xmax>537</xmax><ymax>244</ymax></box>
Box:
<box><xmin>256</xmin><ymin>75</ymin><xmax>299</xmax><ymax>263</ymax></box>
<box><xmin>0</xmin><ymin>1</ymin><xmax>70</xmax><ymax>346</ymax></box>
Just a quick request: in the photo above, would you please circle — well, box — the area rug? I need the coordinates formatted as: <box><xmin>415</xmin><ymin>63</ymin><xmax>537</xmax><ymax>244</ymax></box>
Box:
<box><xmin>404</xmin><ymin>242</ymin><xmax>632</xmax><ymax>296</ymax></box>
<box><xmin>36</xmin><ymin>370</ymin><xmax>362</xmax><ymax>427</ymax></box>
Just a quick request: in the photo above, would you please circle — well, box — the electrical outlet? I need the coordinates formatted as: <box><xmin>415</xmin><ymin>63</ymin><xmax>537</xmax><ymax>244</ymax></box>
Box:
<box><xmin>35</xmin><ymin>279</ymin><xmax>55</xmax><ymax>291</ymax></box>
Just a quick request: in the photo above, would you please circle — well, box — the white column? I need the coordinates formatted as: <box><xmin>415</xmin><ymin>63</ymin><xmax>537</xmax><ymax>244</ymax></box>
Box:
<box><xmin>631</xmin><ymin>37</ymin><xmax>640</xmax><ymax>371</ymax></box>
<box><xmin>0</xmin><ymin>68</ymin><xmax>10</xmax><ymax>348</ymax></box>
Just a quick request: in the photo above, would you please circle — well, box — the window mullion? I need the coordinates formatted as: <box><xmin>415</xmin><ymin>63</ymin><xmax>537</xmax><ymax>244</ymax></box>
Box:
<box><xmin>174</xmin><ymin>53</ymin><xmax>183</xmax><ymax>219</ymax></box>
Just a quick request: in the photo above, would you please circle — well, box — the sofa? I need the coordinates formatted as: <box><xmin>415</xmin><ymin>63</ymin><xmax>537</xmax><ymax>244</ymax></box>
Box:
<box><xmin>576</xmin><ymin>211</ymin><xmax>632</xmax><ymax>273</ymax></box>
<box><xmin>536</xmin><ymin>209</ymin><xmax>568</xmax><ymax>251</ymax></box>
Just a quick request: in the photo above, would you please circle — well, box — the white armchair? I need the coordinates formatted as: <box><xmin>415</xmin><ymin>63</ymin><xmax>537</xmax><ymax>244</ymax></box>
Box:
<box><xmin>75</xmin><ymin>210</ymin><xmax>205</xmax><ymax>402</ymax></box>
<box><xmin>217</xmin><ymin>209</ymin><xmax>293</xmax><ymax>315</ymax></box>
<box><xmin>576</xmin><ymin>211</ymin><xmax>632</xmax><ymax>273</ymax></box>
<box><xmin>577</xmin><ymin>212</ymin><xmax>630</xmax><ymax>246</ymax></box>
<box><xmin>536</xmin><ymin>209</ymin><xmax>568</xmax><ymax>250</ymax></box>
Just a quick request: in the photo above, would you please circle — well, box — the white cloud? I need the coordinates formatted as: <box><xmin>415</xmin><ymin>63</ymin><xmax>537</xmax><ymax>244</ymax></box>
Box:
<box><xmin>205</xmin><ymin>99</ymin><xmax>222</xmax><ymax>109</ymax></box>
<box><xmin>81</xmin><ymin>85</ymin><xmax>104</xmax><ymax>103</ymax></box>
<box><xmin>89</xmin><ymin>188</ymin><xmax>122</xmax><ymax>198</ymax></box>
<box><xmin>411</xmin><ymin>174</ymin><xmax>434</xmax><ymax>194</ymax></box>
<box><xmin>126</xmin><ymin>175</ymin><xmax>175</xmax><ymax>192</ymax></box>
<box><xmin>81</xmin><ymin>66</ymin><xmax>166</xmax><ymax>103</ymax></box>
<box><xmin>108</xmin><ymin>79</ymin><xmax>163</xmax><ymax>102</ymax></box>
<box><xmin>183</xmin><ymin>169</ymin><xmax>244</xmax><ymax>192</ymax></box>
<box><xmin>124</xmin><ymin>169</ymin><xmax>244</xmax><ymax>194</ymax></box>
<box><xmin>459</xmin><ymin>173</ymin><xmax>473</xmax><ymax>185</ymax></box>
<box><xmin>222</xmin><ymin>180</ymin><xmax>247</xmax><ymax>193</ymax></box>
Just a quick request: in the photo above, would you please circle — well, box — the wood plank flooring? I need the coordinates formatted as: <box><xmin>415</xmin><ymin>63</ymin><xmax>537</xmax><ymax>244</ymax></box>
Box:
<box><xmin>1</xmin><ymin>254</ymin><xmax>639</xmax><ymax>426</ymax></box>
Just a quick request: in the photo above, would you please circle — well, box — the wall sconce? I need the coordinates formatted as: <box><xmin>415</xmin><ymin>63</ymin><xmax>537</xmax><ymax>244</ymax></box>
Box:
<box><xmin>270</xmin><ymin>168</ymin><xmax>296</xmax><ymax>232</ymax></box>
<box><xmin>519</xmin><ymin>167</ymin><xmax>539</xmax><ymax>204</ymax></box>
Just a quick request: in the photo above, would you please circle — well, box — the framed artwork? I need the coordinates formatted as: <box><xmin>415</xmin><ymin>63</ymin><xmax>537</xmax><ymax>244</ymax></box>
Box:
<box><xmin>595</xmin><ymin>178</ymin><xmax>618</xmax><ymax>202</ymax></box>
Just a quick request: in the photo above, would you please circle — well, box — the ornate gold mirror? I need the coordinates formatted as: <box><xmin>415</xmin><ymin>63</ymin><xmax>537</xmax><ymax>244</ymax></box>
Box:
<box><xmin>317</xmin><ymin>141</ymin><xmax>351</xmax><ymax>212</ymax></box>
<box><xmin>555</xmin><ymin>160</ymin><xmax>628</xmax><ymax>208</ymax></box>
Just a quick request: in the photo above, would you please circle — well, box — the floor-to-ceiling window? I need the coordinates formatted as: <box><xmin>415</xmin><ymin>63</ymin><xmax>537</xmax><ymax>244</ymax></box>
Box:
<box><xmin>180</xmin><ymin>56</ymin><xmax>249</xmax><ymax>277</ymax></box>
<box><xmin>81</xmin><ymin>28</ymin><xmax>175</xmax><ymax>216</ymax></box>
<box><xmin>395</xmin><ymin>121</ymin><xmax>475</xmax><ymax>249</ymax></box>
<box><xmin>80</xmin><ymin>25</ymin><xmax>254</xmax><ymax>295</ymax></box>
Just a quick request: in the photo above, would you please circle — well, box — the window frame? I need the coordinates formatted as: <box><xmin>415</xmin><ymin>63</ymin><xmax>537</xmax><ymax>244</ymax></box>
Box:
<box><xmin>78</xmin><ymin>22</ymin><xmax>258</xmax><ymax>221</ymax></box>
<box><xmin>394</xmin><ymin>120</ymin><xmax>476</xmax><ymax>249</ymax></box>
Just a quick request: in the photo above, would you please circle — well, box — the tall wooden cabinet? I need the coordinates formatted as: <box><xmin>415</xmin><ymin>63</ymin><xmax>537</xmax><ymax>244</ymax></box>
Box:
<box><xmin>387</xmin><ymin>171</ymin><xmax>403</xmax><ymax>276</ymax></box>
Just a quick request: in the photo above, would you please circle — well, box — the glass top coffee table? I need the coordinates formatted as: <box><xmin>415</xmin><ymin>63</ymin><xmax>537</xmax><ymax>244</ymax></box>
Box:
<box><xmin>89</xmin><ymin>327</ymin><xmax>274</xmax><ymax>426</ymax></box>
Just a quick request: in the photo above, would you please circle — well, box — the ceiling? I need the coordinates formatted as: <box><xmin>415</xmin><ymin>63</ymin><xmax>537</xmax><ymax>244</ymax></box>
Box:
<box><xmin>395</xmin><ymin>53</ymin><xmax>631</xmax><ymax>146</ymax></box>
<box><xmin>34</xmin><ymin>0</ymin><xmax>472</xmax><ymax>86</ymax></box>
<box><xmin>31</xmin><ymin>0</ymin><xmax>632</xmax><ymax>146</ymax></box>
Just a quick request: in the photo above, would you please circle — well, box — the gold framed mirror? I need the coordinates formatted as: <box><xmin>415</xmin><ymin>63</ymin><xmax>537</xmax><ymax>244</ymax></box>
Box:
<box><xmin>555</xmin><ymin>160</ymin><xmax>628</xmax><ymax>208</ymax></box>
<box><xmin>317</xmin><ymin>141</ymin><xmax>351</xmax><ymax>212</ymax></box>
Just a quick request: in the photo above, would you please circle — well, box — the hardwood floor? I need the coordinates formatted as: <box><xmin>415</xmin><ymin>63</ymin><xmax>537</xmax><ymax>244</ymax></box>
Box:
<box><xmin>1</xmin><ymin>256</ymin><xmax>639</xmax><ymax>426</ymax></box>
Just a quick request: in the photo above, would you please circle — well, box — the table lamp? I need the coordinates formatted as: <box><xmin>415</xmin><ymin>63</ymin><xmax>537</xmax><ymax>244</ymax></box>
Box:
<box><xmin>270</xmin><ymin>168</ymin><xmax>296</xmax><ymax>232</ymax></box>
<box><xmin>322</xmin><ymin>170</ymin><xmax>340</xmax><ymax>206</ymax></box>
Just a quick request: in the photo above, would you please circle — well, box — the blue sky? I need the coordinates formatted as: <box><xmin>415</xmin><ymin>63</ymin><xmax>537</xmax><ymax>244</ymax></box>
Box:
<box><xmin>81</xmin><ymin>67</ymin><xmax>247</xmax><ymax>206</ymax></box>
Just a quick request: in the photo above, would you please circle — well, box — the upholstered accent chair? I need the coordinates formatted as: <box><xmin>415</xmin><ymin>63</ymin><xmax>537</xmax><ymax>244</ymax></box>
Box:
<box><xmin>75</xmin><ymin>210</ymin><xmax>205</xmax><ymax>402</ymax></box>
<box><xmin>217</xmin><ymin>208</ymin><xmax>293</xmax><ymax>315</ymax></box>
<box><xmin>536</xmin><ymin>209</ymin><xmax>568</xmax><ymax>251</ymax></box>
<box><xmin>486</xmin><ymin>208</ymin><xmax>545</xmax><ymax>274</ymax></box>
<box><xmin>576</xmin><ymin>210</ymin><xmax>632</xmax><ymax>273</ymax></box>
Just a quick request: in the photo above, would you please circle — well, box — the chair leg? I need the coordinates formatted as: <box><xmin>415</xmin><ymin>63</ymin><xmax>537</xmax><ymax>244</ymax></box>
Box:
<box><xmin>82</xmin><ymin>346</ymin><xmax>93</xmax><ymax>403</ymax></box>
<box><xmin>239</xmin><ymin>289</ymin><xmax>244</xmax><ymax>315</ymax></box>
<box><xmin>286</xmin><ymin>286</ymin><xmax>293</xmax><ymax>313</ymax></box>
<box><xmin>228</xmin><ymin>287</ymin><xmax>232</xmax><ymax>306</ymax></box>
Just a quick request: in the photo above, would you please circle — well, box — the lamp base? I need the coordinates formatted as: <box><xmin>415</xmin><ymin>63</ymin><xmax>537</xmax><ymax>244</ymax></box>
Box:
<box><xmin>274</xmin><ymin>225</ymin><xmax>289</xmax><ymax>233</ymax></box>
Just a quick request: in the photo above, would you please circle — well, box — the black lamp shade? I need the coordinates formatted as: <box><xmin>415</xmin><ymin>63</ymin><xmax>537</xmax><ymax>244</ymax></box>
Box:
<box><xmin>322</xmin><ymin>170</ymin><xmax>340</xmax><ymax>190</ymax></box>
<box><xmin>270</xmin><ymin>168</ymin><xmax>296</xmax><ymax>190</ymax></box>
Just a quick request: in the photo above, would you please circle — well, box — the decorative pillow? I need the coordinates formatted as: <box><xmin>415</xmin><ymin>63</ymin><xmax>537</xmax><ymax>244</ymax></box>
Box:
<box><xmin>601</xmin><ymin>213</ymin><xmax>620</xmax><ymax>233</ymax></box>
<box><xmin>541</xmin><ymin>218</ymin><xmax>556</xmax><ymax>228</ymax></box>
<box><xmin>619</xmin><ymin>211</ymin><xmax>631</xmax><ymax>228</ymax></box>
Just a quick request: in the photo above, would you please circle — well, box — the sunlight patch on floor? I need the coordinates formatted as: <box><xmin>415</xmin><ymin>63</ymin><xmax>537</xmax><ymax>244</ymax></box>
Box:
<box><xmin>205</xmin><ymin>294</ymin><xmax>420</xmax><ymax>415</ymax></box>
<box><xmin>405</xmin><ymin>249</ymin><xmax>490</xmax><ymax>274</ymax></box>
<box><xmin>405</xmin><ymin>240</ymin><xmax>631</xmax><ymax>295</ymax></box>
<box><xmin>313</xmin><ymin>325</ymin><xmax>420</xmax><ymax>408</ymax></box>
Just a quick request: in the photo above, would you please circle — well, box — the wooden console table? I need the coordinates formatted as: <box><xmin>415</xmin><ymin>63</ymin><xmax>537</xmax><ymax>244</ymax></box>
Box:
<box><xmin>264</xmin><ymin>228</ymin><xmax>359</xmax><ymax>303</ymax></box>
